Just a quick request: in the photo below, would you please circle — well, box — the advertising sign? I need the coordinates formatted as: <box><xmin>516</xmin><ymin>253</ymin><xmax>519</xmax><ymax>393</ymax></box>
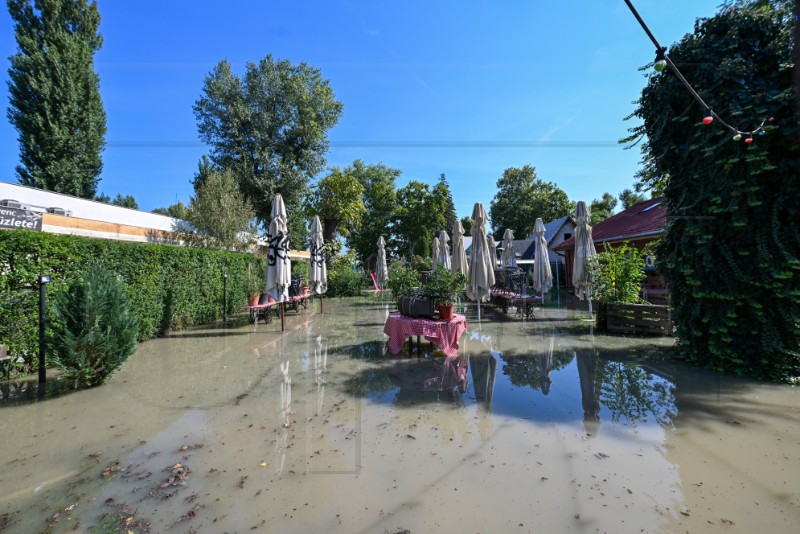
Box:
<box><xmin>0</xmin><ymin>206</ymin><xmax>43</xmax><ymax>231</ymax></box>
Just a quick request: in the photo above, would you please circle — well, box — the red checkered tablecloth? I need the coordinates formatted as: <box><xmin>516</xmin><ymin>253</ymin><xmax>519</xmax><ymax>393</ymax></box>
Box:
<box><xmin>383</xmin><ymin>312</ymin><xmax>467</xmax><ymax>357</ymax></box>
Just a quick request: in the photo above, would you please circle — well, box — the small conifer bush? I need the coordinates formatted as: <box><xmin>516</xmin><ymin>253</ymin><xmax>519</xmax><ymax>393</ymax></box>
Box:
<box><xmin>50</xmin><ymin>265</ymin><xmax>138</xmax><ymax>388</ymax></box>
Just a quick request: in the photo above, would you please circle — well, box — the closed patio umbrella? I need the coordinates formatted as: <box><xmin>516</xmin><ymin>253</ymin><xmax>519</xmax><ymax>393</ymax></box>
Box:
<box><xmin>309</xmin><ymin>215</ymin><xmax>327</xmax><ymax>312</ymax></box>
<box><xmin>437</xmin><ymin>230</ymin><xmax>451</xmax><ymax>270</ymax></box>
<box><xmin>265</xmin><ymin>193</ymin><xmax>292</xmax><ymax>329</ymax></box>
<box><xmin>467</xmin><ymin>202</ymin><xmax>495</xmax><ymax>321</ymax></box>
<box><xmin>431</xmin><ymin>236</ymin><xmax>441</xmax><ymax>270</ymax></box>
<box><xmin>376</xmin><ymin>236</ymin><xmax>388</xmax><ymax>291</ymax></box>
<box><xmin>532</xmin><ymin>217</ymin><xmax>553</xmax><ymax>300</ymax></box>
<box><xmin>573</xmin><ymin>200</ymin><xmax>597</xmax><ymax>317</ymax></box>
<box><xmin>451</xmin><ymin>219</ymin><xmax>469</xmax><ymax>280</ymax></box>
<box><xmin>501</xmin><ymin>228</ymin><xmax>517</xmax><ymax>268</ymax></box>
<box><xmin>487</xmin><ymin>235</ymin><xmax>498</xmax><ymax>268</ymax></box>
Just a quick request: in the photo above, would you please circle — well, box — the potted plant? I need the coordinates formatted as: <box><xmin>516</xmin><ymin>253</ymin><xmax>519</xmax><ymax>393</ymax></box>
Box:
<box><xmin>245</xmin><ymin>263</ymin><xmax>262</xmax><ymax>306</ymax></box>
<box><xmin>423</xmin><ymin>265</ymin><xmax>467</xmax><ymax>321</ymax></box>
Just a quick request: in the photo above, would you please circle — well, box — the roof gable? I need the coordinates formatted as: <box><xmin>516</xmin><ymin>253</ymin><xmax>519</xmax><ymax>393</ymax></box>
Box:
<box><xmin>553</xmin><ymin>197</ymin><xmax>666</xmax><ymax>251</ymax></box>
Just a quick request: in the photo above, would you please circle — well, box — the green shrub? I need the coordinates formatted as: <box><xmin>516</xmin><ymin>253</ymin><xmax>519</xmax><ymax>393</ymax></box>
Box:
<box><xmin>327</xmin><ymin>266</ymin><xmax>363</xmax><ymax>297</ymax></box>
<box><xmin>0</xmin><ymin>230</ymin><xmax>265</xmax><ymax>377</ymax></box>
<box><xmin>589</xmin><ymin>241</ymin><xmax>646</xmax><ymax>304</ymax></box>
<box><xmin>387</xmin><ymin>261</ymin><xmax>420</xmax><ymax>298</ymax></box>
<box><xmin>50</xmin><ymin>265</ymin><xmax>139</xmax><ymax>388</ymax></box>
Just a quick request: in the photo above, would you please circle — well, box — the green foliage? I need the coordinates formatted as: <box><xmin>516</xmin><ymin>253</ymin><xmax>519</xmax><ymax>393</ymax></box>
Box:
<box><xmin>421</xmin><ymin>265</ymin><xmax>466</xmax><ymax>305</ymax></box>
<box><xmin>590</xmin><ymin>193</ymin><xmax>617</xmax><ymax>225</ymax></box>
<box><xmin>618</xmin><ymin>189</ymin><xmax>647</xmax><ymax>210</ymax></box>
<box><xmin>306</xmin><ymin>166</ymin><xmax>366</xmax><ymax>253</ymax></box>
<box><xmin>394</xmin><ymin>181</ymin><xmax>446</xmax><ymax>259</ymax></box>
<box><xmin>345</xmin><ymin>160</ymin><xmax>401</xmax><ymax>266</ymax></box>
<box><xmin>627</xmin><ymin>0</ymin><xmax>799</xmax><ymax>380</ymax></box>
<box><xmin>326</xmin><ymin>255</ymin><xmax>363</xmax><ymax>297</ymax></box>
<box><xmin>589</xmin><ymin>241</ymin><xmax>646</xmax><ymax>304</ymax></box>
<box><xmin>193</xmin><ymin>55</ymin><xmax>343</xmax><ymax>230</ymax></box>
<box><xmin>96</xmin><ymin>193</ymin><xmax>138</xmax><ymax>208</ymax></box>
<box><xmin>386</xmin><ymin>261</ymin><xmax>420</xmax><ymax>298</ymax></box>
<box><xmin>460</xmin><ymin>216</ymin><xmax>473</xmax><ymax>236</ymax></box>
<box><xmin>291</xmin><ymin>260</ymin><xmax>309</xmax><ymax>285</ymax></box>
<box><xmin>152</xmin><ymin>201</ymin><xmax>189</xmax><ymax>220</ymax></box>
<box><xmin>49</xmin><ymin>265</ymin><xmax>138</xmax><ymax>388</ymax></box>
<box><xmin>0</xmin><ymin>230</ymin><xmax>265</xmax><ymax>377</ymax></box>
<box><xmin>435</xmin><ymin>174</ymin><xmax>458</xmax><ymax>237</ymax></box>
<box><xmin>179</xmin><ymin>169</ymin><xmax>257</xmax><ymax>251</ymax></box>
<box><xmin>7</xmin><ymin>0</ymin><xmax>106</xmax><ymax>198</ymax></box>
<box><xmin>489</xmin><ymin>165</ymin><xmax>572</xmax><ymax>238</ymax></box>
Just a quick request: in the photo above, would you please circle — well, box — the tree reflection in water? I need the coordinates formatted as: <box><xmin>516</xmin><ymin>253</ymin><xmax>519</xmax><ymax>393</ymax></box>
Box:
<box><xmin>501</xmin><ymin>329</ymin><xmax>572</xmax><ymax>395</ymax></box>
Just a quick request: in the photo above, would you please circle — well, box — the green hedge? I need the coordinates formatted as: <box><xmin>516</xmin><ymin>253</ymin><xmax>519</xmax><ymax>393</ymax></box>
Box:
<box><xmin>0</xmin><ymin>230</ymin><xmax>265</xmax><ymax>377</ymax></box>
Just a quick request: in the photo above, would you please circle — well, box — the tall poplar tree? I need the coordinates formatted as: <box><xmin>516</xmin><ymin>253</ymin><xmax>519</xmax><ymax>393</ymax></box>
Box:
<box><xmin>7</xmin><ymin>0</ymin><xmax>106</xmax><ymax>198</ymax></box>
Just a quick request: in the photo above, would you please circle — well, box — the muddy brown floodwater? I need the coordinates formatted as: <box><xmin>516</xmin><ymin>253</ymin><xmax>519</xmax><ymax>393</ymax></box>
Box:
<box><xmin>1</xmin><ymin>297</ymin><xmax>799</xmax><ymax>533</ymax></box>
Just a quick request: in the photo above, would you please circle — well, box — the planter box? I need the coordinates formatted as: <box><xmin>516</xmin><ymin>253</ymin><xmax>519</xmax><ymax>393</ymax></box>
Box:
<box><xmin>604</xmin><ymin>303</ymin><xmax>673</xmax><ymax>336</ymax></box>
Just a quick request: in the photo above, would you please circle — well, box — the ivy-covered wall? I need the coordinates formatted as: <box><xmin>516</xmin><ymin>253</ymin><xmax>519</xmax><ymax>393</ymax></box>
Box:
<box><xmin>0</xmin><ymin>230</ymin><xmax>265</xmax><ymax>376</ymax></box>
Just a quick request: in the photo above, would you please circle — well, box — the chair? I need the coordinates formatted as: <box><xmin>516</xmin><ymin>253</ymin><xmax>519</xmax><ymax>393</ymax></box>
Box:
<box><xmin>370</xmin><ymin>272</ymin><xmax>382</xmax><ymax>293</ymax></box>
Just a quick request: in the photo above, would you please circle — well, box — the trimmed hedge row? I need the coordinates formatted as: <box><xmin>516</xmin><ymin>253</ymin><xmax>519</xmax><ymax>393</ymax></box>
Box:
<box><xmin>1</xmin><ymin>230</ymin><xmax>264</xmax><ymax>376</ymax></box>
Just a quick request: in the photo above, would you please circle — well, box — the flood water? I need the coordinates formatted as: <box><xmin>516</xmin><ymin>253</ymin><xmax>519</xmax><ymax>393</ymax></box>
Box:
<box><xmin>1</xmin><ymin>297</ymin><xmax>799</xmax><ymax>533</ymax></box>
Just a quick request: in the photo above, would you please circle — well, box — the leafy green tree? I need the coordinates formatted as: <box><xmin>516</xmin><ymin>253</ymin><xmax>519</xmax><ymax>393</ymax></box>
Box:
<box><xmin>590</xmin><ymin>193</ymin><xmax>617</xmax><ymax>225</ymax></box>
<box><xmin>179</xmin><ymin>169</ymin><xmax>257</xmax><ymax>251</ymax></box>
<box><xmin>345</xmin><ymin>160</ymin><xmax>400</xmax><ymax>265</ymax></box>
<box><xmin>460</xmin><ymin>216</ymin><xmax>473</xmax><ymax>236</ymax></box>
<box><xmin>436</xmin><ymin>174</ymin><xmax>458</xmax><ymax>235</ymax></box>
<box><xmin>627</xmin><ymin>0</ymin><xmax>799</xmax><ymax>380</ymax></box>
<box><xmin>152</xmin><ymin>201</ymin><xmax>189</xmax><ymax>220</ymax></box>
<box><xmin>95</xmin><ymin>192</ymin><xmax>139</xmax><ymax>209</ymax></box>
<box><xmin>193</xmin><ymin>55</ymin><xmax>343</xmax><ymax>235</ymax></box>
<box><xmin>50</xmin><ymin>265</ymin><xmax>138</xmax><ymax>388</ymax></box>
<box><xmin>489</xmin><ymin>165</ymin><xmax>572</xmax><ymax>239</ymax></box>
<box><xmin>111</xmin><ymin>194</ymin><xmax>138</xmax><ymax>209</ymax></box>
<box><xmin>306</xmin><ymin>167</ymin><xmax>366</xmax><ymax>260</ymax></box>
<box><xmin>394</xmin><ymin>181</ymin><xmax>446</xmax><ymax>259</ymax></box>
<box><xmin>7</xmin><ymin>0</ymin><xmax>106</xmax><ymax>198</ymax></box>
<box><xmin>619</xmin><ymin>188</ymin><xmax>647</xmax><ymax>210</ymax></box>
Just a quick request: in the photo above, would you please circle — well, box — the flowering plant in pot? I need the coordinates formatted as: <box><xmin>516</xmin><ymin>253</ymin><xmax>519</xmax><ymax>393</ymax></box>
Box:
<box><xmin>422</xmin><ymin>265</ymin><xmax>467</xmax><ymax>321</ymax></box>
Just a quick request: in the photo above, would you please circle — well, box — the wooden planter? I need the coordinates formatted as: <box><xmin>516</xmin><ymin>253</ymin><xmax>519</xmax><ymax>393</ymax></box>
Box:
<box><xmin>601</xmin><ymin>302</ymin><xmax>673</xmax><ymax>336</ymax></box>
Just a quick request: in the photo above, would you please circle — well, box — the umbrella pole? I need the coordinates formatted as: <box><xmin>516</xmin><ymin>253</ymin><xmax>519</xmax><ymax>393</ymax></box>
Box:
<box><xmin>281</xmin><ymin>302</ymin><xmax>285</xmax><ymax>331</ymax></box>
<box><xmin>587</xmin><ymin>285</ymin><xmax>593</xmax><ymax>319</ymax></box>
<box><xmin>477</xmin><ymin>300</ymin><xmax>481</xmax><ymax>323</ymax></box>
<box><xmin>319</xmin><ymin>295</ymin><xmax>323</xmax><ymax>313</ymax></box>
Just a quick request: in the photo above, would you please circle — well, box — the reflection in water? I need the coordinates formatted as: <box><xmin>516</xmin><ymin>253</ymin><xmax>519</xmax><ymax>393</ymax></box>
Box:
<box><xmin>597</xmin><ymin>360</ymin><xmax>675</xmax><ymax>427</ymax></box>
<box><xmin>576</xmin><ymin>350</ymin><xmax>601</xmax><ymax>436</ymax></box>
<box><xmin>468</xmin><ymin>353</ymin><xmax>497</xmax><ymax>407</ymax></box>
<box><xmin>314</xmin><ymin>335</ymin><xmax>327</xmax><ymax>415</ymax></box>
<box><xmin>500</xmin><ymin>329</ymin><xmax>571</xmax><ymax>395</ymax></box>
<box><xmin>276</xmin><ymin>360</ymin><xmax>292</xmax><ymax>475</ymax></box>
<box><xmin>387</xmin><ymin>356</ymin><xmax>468</xmax><ymax>404</ymax></box>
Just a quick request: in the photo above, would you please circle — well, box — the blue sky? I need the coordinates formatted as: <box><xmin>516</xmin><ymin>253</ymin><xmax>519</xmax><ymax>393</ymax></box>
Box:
<box><xmin>0</xmin><ymin>0</ymin><xmax>722</xmax><ymax>221</ymax></box>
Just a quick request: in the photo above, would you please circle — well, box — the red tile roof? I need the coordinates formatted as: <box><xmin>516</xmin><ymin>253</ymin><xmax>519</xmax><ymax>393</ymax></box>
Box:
<box><xmin>553</xmin><ymin>197</ymin><xmax>666</xmax><ymax>251</ymax></box>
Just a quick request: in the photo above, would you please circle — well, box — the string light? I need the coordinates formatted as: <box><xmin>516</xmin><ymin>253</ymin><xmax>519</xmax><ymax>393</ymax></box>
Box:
<box><xmin>624</xmin><ymin>0</ymin><xmax>774</xmax><ymax>143</ymax></box>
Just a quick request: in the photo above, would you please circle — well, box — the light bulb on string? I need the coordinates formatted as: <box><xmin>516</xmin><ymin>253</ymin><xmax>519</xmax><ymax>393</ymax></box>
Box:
<box><xmin>745</xmin><ymin>137</ymin><xmax>754</xmax><ymax>144</ymax></box>
<box><xmin>703</xmin><ymin>109</ymin><xmax>714</xmax><ymax>125</ymax></box>
<box><xmin>732</xmin><ymin>133</ymin><xmax>742</xmax><ymax>141</ymax></box>
<box><xmin>654</xmin><ymin>48</ymin><xmax>667</xmax><ymax>72</ymax></box>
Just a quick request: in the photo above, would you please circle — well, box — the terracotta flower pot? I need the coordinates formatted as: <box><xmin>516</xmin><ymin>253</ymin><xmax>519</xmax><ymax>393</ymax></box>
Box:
<box><xmin>248</xmin><ymin>294</ymin><xmax>259</xmax><ymax>306</ymax></box>
<box><xmin>438</xmin><ymin>303</ymin><xmax>454</xmax><ymax>321</ymax></box>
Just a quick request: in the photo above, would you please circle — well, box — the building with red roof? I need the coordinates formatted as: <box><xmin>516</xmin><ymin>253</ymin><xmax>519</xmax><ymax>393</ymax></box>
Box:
<box><xmin>553</xmin><ymin>197</ymin><xmax>667</xmax><ymax>297</ymax></box>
